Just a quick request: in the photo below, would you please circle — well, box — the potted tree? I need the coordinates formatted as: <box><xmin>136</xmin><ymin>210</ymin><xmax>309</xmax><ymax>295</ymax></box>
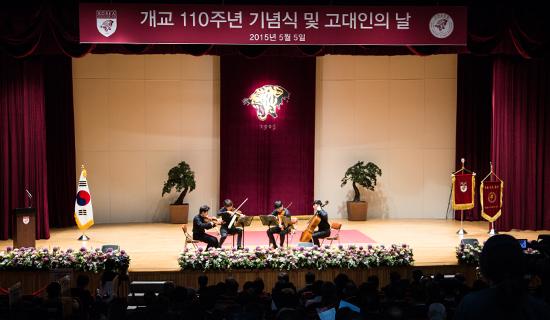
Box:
<box><xmin>341</xmin><ymin>161</ymin><xmax>382</xmax><ymax>221</ymax></box>
<box><xmin>162</xmin><ymin>161</ymin><xmax>196</xmax><ymax>223</ymax></box>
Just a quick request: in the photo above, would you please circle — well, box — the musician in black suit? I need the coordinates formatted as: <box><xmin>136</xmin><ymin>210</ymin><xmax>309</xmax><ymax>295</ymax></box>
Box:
<box><xmin>217</xmin><ymin>199</ymin><xmax>243</xmax><ymax>249</ymax></box>
<box><xmin>192</xmin><ymin>205</ymin><xmax>220</xmax><ymax>250</ymax></box>
<box><xmin>267</xmin><ymin>200</ymin><xmax>292</xmax><ymax>248</ymax></box>
<box><xmin>312</xmin><ymin>200</ymin><xmax>331</xmax><ymax>246</ymax></box>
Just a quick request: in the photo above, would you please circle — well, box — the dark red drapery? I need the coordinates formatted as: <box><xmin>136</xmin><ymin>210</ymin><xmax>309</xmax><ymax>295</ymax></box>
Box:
<box><xmin>0</xmin><ymin>54</ymin><xmax>76</xmax><ymax>239</ymax></box>
<box><xmin>0</xmin><ymin>55</ymin><xmax>50</xmax><ymax>240</ymax></box>
<box><xmin>492</xmin><ymin>57</ymin><xmax>550</xmax><ymax>231</ymax></box>
<box><xmin>44</xmin><ymin>56</ymin><xmax>76</xmax><ymax>228</ymax></box>
<box><xmin>454</xmin><ymin>54</ymin><xmax>493</xmax><ymax>221</ymax></box>
<box><xmin>220</xmin><ymin>56</ymin><xmax>315</xmax><ymax>215</ymax></box>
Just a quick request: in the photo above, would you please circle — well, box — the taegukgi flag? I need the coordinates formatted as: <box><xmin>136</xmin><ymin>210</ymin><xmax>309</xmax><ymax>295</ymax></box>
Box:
<box><xmin>74</xmin><ymin>165</ymin><xmax>94</xmax><ymax>230</ymax></box>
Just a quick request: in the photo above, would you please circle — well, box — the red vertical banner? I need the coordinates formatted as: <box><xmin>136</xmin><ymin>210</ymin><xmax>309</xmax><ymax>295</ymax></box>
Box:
<box><xmin>481</xmin><ymin>180</ymin><xmax>503</xmax><ymax>222</ymax></box>
<box><xmin>452</xmin><ymin>173</ymin><xmax>475</xmax><ymax>210</ymax></box>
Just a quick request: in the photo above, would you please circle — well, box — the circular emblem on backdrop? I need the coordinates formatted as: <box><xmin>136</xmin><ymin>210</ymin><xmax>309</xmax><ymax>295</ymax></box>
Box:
<box><xmin>429</xmin><ymin>13</ymin><xmax>454</xmax><ymax>39</ymax></box>
<box><xmin>488</xmin><ymin>192</ymin><xmax>497</xmax><ymax>203</ymax></box>
<box><xmin>23</xmin><ymin>216</ymin><xmax>30</xmax><ymax>225</ymax></box>
<box><xmin>76</xmin><ymin>190</ymin><xmax>91</xmax><ymax>206</ymax></box>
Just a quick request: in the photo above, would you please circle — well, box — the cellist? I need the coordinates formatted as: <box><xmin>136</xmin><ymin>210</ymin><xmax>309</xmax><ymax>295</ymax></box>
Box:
<box><xmin>311</xmin><ymin>200</ymin><xmax>331</xmax><ymax>246</ymax></box>
<box><xmin>267</xmin><ymin>200</ymin><xmax>291</xmax><ymax>248</ymax></box>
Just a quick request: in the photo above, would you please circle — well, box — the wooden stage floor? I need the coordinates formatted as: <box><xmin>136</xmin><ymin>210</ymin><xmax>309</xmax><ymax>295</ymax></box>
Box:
<box><xmin>2</xmin><ymin>219</ymin><xmax>548</xmax><ymax>272</ymax></box>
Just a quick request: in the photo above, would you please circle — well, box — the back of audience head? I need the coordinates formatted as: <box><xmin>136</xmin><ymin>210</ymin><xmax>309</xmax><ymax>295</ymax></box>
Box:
<box><xmin>198</xmin><ymin>274</ymin><xmax>208</xmax><ymax>288</ymax></box>
<box><xmin>46</xmin><ymin>282</ymin><xmax>62</xmax><ymax>299</ymax></box>
<box><xmin>480</xmin><ymin>234</ymin><xmax>525</xmax><ymax>285</ymax></box>
<box><xmin>305</xmin><ymin>271</ymin><xmax>315</xmax><ymax>284</ymax></box>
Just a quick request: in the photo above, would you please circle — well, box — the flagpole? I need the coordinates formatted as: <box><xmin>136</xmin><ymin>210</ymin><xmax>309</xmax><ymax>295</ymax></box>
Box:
<box><xmin>78</xmin><ymin>234</ymin><xmax>90</xmax><ymax>241</ymax></box>
<box><xmin>455</xmin><ymin>158</ymin><xmax>468</xmax><ymax>235</ymax></box>
<box><xmin>488</xmin><ymin>221</ymin><xmax>497</xmax><ymax>236</ymax></box>
<box><xmin>76</xmin><ymin>164</ymin><xmax>92</xmax><ymax>241</ymax></box>
<box><xmin>456</xmin><ymin>210</ymin><xmax>467</xmax><ymax>235</ymax></box>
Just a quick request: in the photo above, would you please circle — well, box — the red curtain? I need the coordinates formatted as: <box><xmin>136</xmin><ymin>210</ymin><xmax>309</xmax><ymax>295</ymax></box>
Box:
<box><xmin>0</xmin><ymin>55</ymin><xmax>50</xmax><ymax>239</ymax></box>
<box><xmin>219</xmin><ymin>56</ymin><xmax>315</xmax><ymax>215</ymax></box>
<box><xmin>454</xmin><ymin>55</ymin><xmax>493</xmax><ymax>221</ymax></box>
<box><xmin>44</xmin><ymin>56</ymin><xmax>76</xmax><ymax>228</ymax></box>
<box><xmin>492</xmin><ymin>57</ymin><xmax>550</xmax><ymax>231</ymax></box>
<box><xmin>0</xmin><ymin>54</ymin><xmax>75</xmax><ymax>239</ymax></box>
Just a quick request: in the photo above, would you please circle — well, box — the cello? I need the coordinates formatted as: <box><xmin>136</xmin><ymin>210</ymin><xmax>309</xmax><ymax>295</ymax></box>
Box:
<box><xmin>299</xmin><ymin>201</ymin><xmax>329</xmax><ymax>242</ymax></box>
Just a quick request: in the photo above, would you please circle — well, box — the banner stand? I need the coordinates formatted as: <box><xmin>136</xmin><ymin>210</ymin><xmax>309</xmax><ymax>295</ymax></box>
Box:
<box><xmin>78</xmin><ymin>234</ymin><xmax>90</xmax><ymax>241</ymax></box>
<box><xmin>488</xmin><ymin>222</ymin><xmax>497</xmax><ymax>236</ymax></box>
<box><xmin>456</xmin><ymin>210</ymin><xmax>467</xmax><ymax>235</ymax></box>
<box><xmin>451</xmin><ymin>158</ymin><xmax>476</xmax><ymax>236</ymax></box>
<box><xmin>481</xmin><ymin>162</ymin><xmax>503</xmax><ymax>236</ymax></box>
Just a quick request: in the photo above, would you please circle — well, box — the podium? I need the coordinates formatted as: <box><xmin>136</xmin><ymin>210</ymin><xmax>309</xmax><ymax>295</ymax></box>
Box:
<box><xmin>13</xmin><ymin>208</ymin><xmax>36</xmax><ymax>248</ymax></box>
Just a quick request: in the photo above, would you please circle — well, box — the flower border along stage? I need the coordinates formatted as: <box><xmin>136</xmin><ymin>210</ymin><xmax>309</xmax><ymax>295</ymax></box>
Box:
<box><xmin>456</xmin><ymin>242</ymin><xmax>539</xmax><ymax>265</ymax></box>
<box><xmin>179</xmin><ymin>244</ymin><xmax>414</xmax><ymax>271</ymax></box>
<box><xmin>0</xmin><ymin>246</ymin><xmax>130</xmax><ymax>273</ymax></box>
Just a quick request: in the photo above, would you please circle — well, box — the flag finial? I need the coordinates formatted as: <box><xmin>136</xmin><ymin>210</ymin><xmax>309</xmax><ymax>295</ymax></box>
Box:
<box><xmin>81</xmin><ymin>165</ymin><xmax>87</xmax><ymax>178</ymax></box>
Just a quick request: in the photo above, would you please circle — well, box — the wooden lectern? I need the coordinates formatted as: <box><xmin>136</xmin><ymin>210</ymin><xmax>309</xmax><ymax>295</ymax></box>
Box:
<box><xmin>13</xmin><ymin>208</ymin><xmax>36</xmax><ymax>248</ymax></box>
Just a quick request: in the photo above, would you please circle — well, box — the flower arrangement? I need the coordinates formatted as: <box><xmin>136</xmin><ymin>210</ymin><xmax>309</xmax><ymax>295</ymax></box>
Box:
<box><xmin>457</xmin><ymin>242</ymin><xmax>540</xmax><ymax>265</ymax></box>
<box><xmin>0</xmin><ymin>247</ymin><xmax>130</xmax><ymax>273</ymax></box>
<box><xmin>456</xmin><ymin>243</ymin><xmax>483</xmax><ymax>265</ymax></box>
<box><xmin>178</xmin><ymin>244</ymin><xmax>413</xmax><ymax>271</ymax></box>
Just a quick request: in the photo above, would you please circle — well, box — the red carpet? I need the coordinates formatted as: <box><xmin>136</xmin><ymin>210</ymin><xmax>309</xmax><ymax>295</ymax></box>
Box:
<box><xmin>207</xmin><ymin>230</ymin><xmax>376</xmax><ymax>247</ymax></box>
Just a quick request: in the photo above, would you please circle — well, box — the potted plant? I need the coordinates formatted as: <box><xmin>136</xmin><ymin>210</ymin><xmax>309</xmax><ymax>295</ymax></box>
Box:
<box><xmin>162</xmin><ymin>161</ymin><xmax>196</xmax><ymax>223</ymax></box>
<box><xmin>341</xmin><ymin>161</ymin><xmax>382</xmax><ymax>221</ymax></box>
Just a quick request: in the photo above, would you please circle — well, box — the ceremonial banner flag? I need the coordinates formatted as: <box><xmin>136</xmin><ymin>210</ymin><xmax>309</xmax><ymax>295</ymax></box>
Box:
<box><xmin>452</xmin><ymin>173</ymin><xmax>475</xmax><ymax>210</ymax></box>
<box><xmin>74</xmin><ymin>166</ymin><xmax>94</xmax><ymax>230</ymax></box>
<box><xmin>481</xmin><ymin>180</ymin><xmax>503</xmax><ymax>222</ymax></box>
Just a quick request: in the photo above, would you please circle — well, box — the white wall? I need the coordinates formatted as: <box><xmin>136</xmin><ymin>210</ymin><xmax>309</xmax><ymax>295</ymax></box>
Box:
<box><xmin>314</xmin><ymin>54</ymin><xmax>457</xmax><ymax>219</ymax></box>
<box><xmin>73</xmin><ymin>53</ymin><xmax>456</xmax><ymax>223</ymax></box>
<box><xmin>73</xmin><ymin>54</ymin><xmax>220</xmax><ymax>223</ymax></box>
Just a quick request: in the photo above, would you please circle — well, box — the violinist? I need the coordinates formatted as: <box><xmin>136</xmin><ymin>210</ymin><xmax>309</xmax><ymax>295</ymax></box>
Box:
<box><xmin>311</xmin><ymin>200</ymin><xmax>331</xmax><ymax>246</ymax></box>
<box><xmin>267</xmin><ymin>200</ymin><xmax>291</xmax><ymax>248</ymax></box>
<box><xmin>192</xmin><ymin>205</ymin><xmax>221</xmax><ymax>250</ymax></box>
<box><xmin>217</xmin><ymin>199</ymin><xmax>244</xmax><ymax>249</ymax></box>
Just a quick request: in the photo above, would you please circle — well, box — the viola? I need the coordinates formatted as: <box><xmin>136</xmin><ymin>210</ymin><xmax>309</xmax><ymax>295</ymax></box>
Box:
<box><xmin>299</xmin><ymin>201</ymin><xmax>328</xmax><ymax>242</ymax></box>
<box><xmin>277</xmin><ymin>202</ymin><xmax>293</xmax><ymax>229</ymax></box>
<box><xmin>227</xmin><ymin>198</ymin><xmax>249</xmax><ymax>229</ymax></box>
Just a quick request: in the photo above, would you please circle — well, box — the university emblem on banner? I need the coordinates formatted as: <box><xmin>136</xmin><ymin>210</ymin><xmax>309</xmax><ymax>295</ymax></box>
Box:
<box><xmin>429</xmin><ymin>13</ymin><xmax>454</xmax><ymax>39</ymax></box>
<box><xmin>452</xmin><ymin>173</ymin><xmax>475</xmax><ymax>210</ymax></box>
<box><xmin>243</xmin><ymin>85</ymin><xmax>290</xmax><ymax>121</ymax></box>
<box><xmin>480</xmin><ymin>175</ymin><xmax>503</xmax><ymax>223</ymax></box>
<box><xmin>96</xmin><ymin>10</ymin><xmax>117</xmax><ymax>37</ymax></box>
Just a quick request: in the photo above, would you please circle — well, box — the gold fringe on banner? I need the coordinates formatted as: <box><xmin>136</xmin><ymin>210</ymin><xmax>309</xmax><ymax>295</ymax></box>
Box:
<box><xmin>480</xmin><ymin>180</ymin><xmax>503</xmax><ymax>223</ymax></box>
<box><xmin>451</xmin><ymin>175</ymin><xmax>476</xmax><ymax>210</ymax></box>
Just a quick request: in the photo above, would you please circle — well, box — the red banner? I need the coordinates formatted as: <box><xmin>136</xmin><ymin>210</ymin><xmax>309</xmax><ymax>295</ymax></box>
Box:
<box><xmin>452</xmin><ymin>173</ymin><xmax>475</xmax><ymax>210</ymax></box>
<box><xmin>79</xmin><ymin>4</ymin><xmax>467</xmax><ymax>45</ymax></box>
<box><xmin>481</xmin><ymin>180</ymin><xmax>503</xmax><ymax>222</ymax></box>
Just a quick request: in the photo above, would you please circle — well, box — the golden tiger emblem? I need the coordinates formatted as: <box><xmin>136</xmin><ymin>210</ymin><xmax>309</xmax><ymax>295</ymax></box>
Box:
<box><xmin>242</xmin><ymin>85</ymin><xmax>290</xmax><ymax>121</ymax></box>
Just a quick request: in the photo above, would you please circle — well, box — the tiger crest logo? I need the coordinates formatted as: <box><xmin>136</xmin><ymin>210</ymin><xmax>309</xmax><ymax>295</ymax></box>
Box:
<box><xmin>96</xmin><ymin>10</ymin><xmax>117</xmax><ymax>38</ymax></box>
<box><xmin>243</xmin><ymin>85</ymin><xmax>290</xmax><ymax>121</ymax></box>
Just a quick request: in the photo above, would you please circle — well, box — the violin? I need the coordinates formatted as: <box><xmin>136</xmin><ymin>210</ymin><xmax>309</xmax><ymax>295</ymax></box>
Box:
<box><xmin>204</xmin><ymin>215</ymin><xmax>222</xmax><ymax>225</ymax></box>
<box><xmin>299</xmin><ymin>201</ymin><xmax>329</xmax><ymax>243</ymax></box>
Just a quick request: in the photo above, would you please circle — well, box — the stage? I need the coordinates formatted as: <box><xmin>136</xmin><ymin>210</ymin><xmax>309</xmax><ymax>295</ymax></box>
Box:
<box><xmin>2</xmin><ymin>219</ymin><xmax>549</xmax><ymax>294</ymax></box>
<box><xmin>1</xmin><ymin>219</ymin><xmax>547</xmax><ymax>272</ymax></box>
